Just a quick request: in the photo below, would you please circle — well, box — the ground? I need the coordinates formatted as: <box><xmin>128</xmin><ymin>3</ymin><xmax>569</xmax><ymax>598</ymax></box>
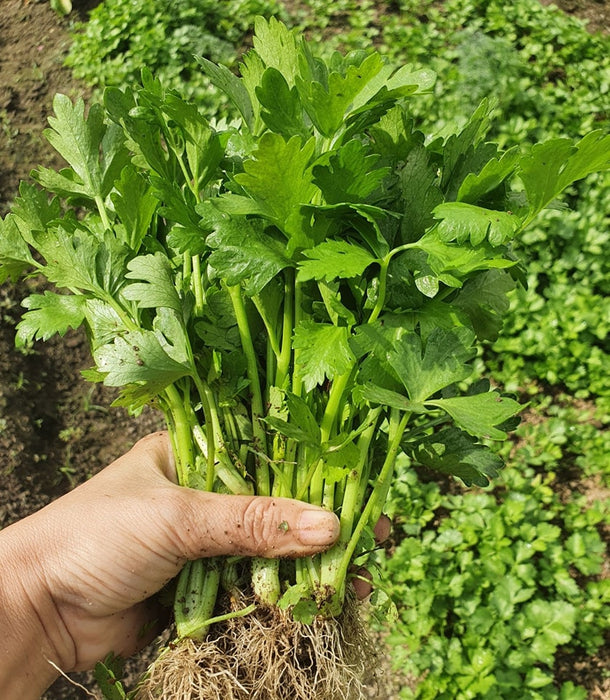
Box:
<box><xmin>0</xmin><ymin>1</ymin><xmax>607</xmax><ymax>698</ymax></box>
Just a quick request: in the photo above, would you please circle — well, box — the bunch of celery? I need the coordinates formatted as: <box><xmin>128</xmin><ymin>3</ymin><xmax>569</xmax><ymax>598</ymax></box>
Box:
<box><xmin>2</xmin><ymin>16</ymin><xmax>609</xmax><ymax>699</ymax></box>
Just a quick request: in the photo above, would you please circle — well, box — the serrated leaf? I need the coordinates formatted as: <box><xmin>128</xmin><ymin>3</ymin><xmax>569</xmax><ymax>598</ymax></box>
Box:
<box><xmin>32</xmin><ymin>225</ymin><xmax>102</xmax><ymax>293</ymax></box>
<box><xmin>264</xmin><ymin>391</ymin><xmax>321</xmax><ymax>446</ymax></box>
<box><xmin>387</xmin><ymin>327</ymin><xmax>476</xmax><ymax>403</ymax></box>
<box><xmin>278</xmin><ymin>582</ymin><xmax>310</xmax><ymax>610</ymax></box>
<box><xmin>519</xmin><ymin>131</ymin><xmax>610</xmax><ymax>223</ymax></box>
<box><xmin>297</xmin><ymin>52</ymin><xmax>386</xmax><ymax>137</ymax></box>
<box><xmin>94</xmin><ymin>654</ymin><xmax>128</xmax><ymax>700</ymax></box>
<box><xmin>322</xmin><ymin>441</ymin><xmax>360</xmax><ymax>485</ymax></box>
<box><xmin>0</xmin><ymin>214</ymin><xmax>37</xmax><ymax>283</ymax></box>
<box><xmin>161</xmin><ymin>93</ymin><xmax>224</xmax><ymax>189</ymax></box>
<box><xmin>434</xmin><ymin>202</ymin><xmax>519</xmax><ymax>246</ymax></box>
<box><xmin>204</xmin><ymin>206</ymin><xmax>293</xmax><ymax>296</ymax></box>
<box><xmin>405</xmin><ymin>426</ymin><xmax>504</xmax><ymax>487</ymax></box>
<box><xmin>253</xmin><ymin>16</ymin><xmax>302</xmax><ymax>85</ymax></box>
<box><xmin>292</xmin><ymin>321</ymin><xmax>355</xmax><ymax>392</ymax></box>
<box><xmin>104</xmin><ymin>87</ymin><xmax>172</xmax><ymax>179</ymax></box>
<box><xmin>399</xmin><ymin>143</ymin><xmax>444</xmax><ymax>242</ymax></box>
<box><xmin>312</xmin><ymin>139</ymin><xmax>390</xmax><ymax>205</ymax></box>
<box><xmin>40</xmin><ymin>95</ymin><xmax>128</xmax><ymax>203</ymax></box>
<box><xmin>110</xmin><ymin>165</ymin><xmax>158</xmax><ymax>251</ymax></box>
<box><xmin>441</xmin><ymin>99</ymin><xmax>497</xmax><ymax>197</ymax></box>
<box><xmin>44</xmin><ymin>94</ymin><xmax>105</xmax><ymax>197</ymax></box>
<box><xmin>453</xmin><ymin>269</ymin><xmax>516</xmax><ymax>341</ymax></box>
<box><xmin>297</xmin><ymin>240</ymin><xmax>377</xmax><ymax>282</ymax></box>
<box><xmin>84</xmin><ymin>299</ymin><xmax>125</xmax><ymax>350</ymax></box>
<box><xmin>256</xmin><ymin>67</ymin><xmax>307</xmax><ymax>138</ymax></box>
<box><xmin>305</xmin><ymin>202</ymin><xmax>397</xmax><ymax>258</ymax></box>
<box><xmin>122</xmin><ymin>253</ymin><xmax>182</xmax><ymax>313</ymax></box>
<box><xmin>355</xmin><ymin>382</ymin><xmax>414</xmax><ymax>412</ymax></box>
<box><xmin>10</xmin><ymin>182</ymin><xmax>62</xmax><ymax>245</ymax></box>
<box><xmin>427</xmin><ymin>391</ymin><xmax>522</xmax><ymax>440</ymax></box>
<box><xmin>94</xmin><ymin>329</ymin><xmax>191</xmax><ymax>388</ymax></box>
<box><xmin>16</xmin><ymin>292</ymin><xmax>86</xmax><ymax>346</ymax></box>
<box><xmin>286</xmin><ymin>391</ymin><xmax>321</xmax><ymax>444</ymax></box>
<box><xmin>197</xmin><ymin>56</ymin><xmax>254</xmax><ymax>131</ymax></box>
<box><xmin>234</xmin><ymin>132</ymin><xmax>317</xmax><ymax>237</ymax></box>
<box><xmin>457</xmin><ymin>147</ymin><xmax>520</xmax><ymax>204</ymax></box>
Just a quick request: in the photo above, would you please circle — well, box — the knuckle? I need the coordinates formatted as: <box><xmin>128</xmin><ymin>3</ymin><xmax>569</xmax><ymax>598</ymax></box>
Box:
<box><xmin>241</xmin><ymin>498</ymin><xmax>281</xmax><ymax>555</ymax></box>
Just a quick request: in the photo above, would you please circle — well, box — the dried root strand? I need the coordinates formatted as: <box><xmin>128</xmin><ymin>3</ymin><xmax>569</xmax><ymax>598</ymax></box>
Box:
<box><xmin>135</xmin><ymin>594</ymin><xmax>378</xmax><ymax>700</ymax></box>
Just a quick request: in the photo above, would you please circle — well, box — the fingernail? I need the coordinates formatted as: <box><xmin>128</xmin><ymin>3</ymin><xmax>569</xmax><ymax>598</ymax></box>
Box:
<box><xmin>296</xmin><ymin>508</ymin><xmax>340</xmax><ymax>546</ymax></box>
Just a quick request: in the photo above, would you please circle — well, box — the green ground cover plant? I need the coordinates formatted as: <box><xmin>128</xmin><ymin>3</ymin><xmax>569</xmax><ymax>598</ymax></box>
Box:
<box><xmin>383</xmin><ymin>402</ymin><xmax>610</xmax><ymax>699</ymax></box>
<box><xmin>4</xmin><ymin>15</ymin><xmax>610</xmax><ymax>699</ymax></box>
<box><xmin>66</xmin><ymin>0</ymin><xmax>281</xmax><ymax>106</ymax></box>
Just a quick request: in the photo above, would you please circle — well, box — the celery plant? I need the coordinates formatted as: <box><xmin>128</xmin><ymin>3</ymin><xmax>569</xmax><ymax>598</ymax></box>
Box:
<box><xmin>2</xmin><ymin>16</ymin><xmax>609</xmax><ymax>697</ymax></box>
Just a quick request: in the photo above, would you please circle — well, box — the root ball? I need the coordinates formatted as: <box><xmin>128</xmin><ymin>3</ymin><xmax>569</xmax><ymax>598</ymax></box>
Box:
<box><xmin>135</xmin><ymin>596</ymin><xmax>377</xmax><ymax>700</ymax></box>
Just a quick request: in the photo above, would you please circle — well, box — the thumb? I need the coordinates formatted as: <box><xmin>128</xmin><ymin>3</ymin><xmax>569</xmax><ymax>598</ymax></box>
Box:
<box><xmin>173</xmin><ymin>490</ymin><xmax>341</xmax><ymax>560</ymax></box>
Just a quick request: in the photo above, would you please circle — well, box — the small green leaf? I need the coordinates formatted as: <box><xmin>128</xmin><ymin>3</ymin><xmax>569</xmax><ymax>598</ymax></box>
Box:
<box><xmin>457</xmin><ymin>147</ymin><xmax>520</xmax><ymax>204</ymax></box>
<box><xmin>94</xmin><ymin>654</ymin><xmax>128</xmax><ymax>700</ymax></box>
<box><xmin>94</xmin><ymin>329</ymin><xmax>191</xmax><ymax>388</ymax></box>
<box><xmin>387</xmin><ymin>327</ymin><xmax>476</xmax><ymax>404</ymax></box>
<box><xmin>110</xmin><ymin>165</ymin><xmax>158</xmax><ymax>251</ymax></box>
<box><xmin>252</xmin><ymin>16</ymin><xmax>302</xmax><ymax>86</ymax></box>
<box><xmin>256</xmin><ymin>67</ymin><xmax>307</xmax><ymax>138</ymax></box>
<box><xmin>322</xmin><ymin>441</ymin><xmax>360</xmax><ymax>485</ymax></box>
<box><xmin>427</xmin><ymin>391</ymin><xmax>522</xmax><ymax>439</ymax></box>
<box><xmin>205</xmin><ymin>206</ymin><xmax>293</xmax><ymax>296</ymax></box>
<box><xmin>297</xmin><ymin>240</ymin><xmax>377</xmax><ymax>282</ymax></box>
<box><xmin>234</xmin><ymin>133</ymin><xmax>317</xmax><ymax>237</ymax></box>
<box><xmin>519</xmin><ymin>131</ymin><xmax>610</xmax><ymax>223</ymax></box>
<box><xmin>434</xmin><ymin>202</ymin><xmax>520</xmax><ymax>246</ymax></box>
<box><xmin>196</xmin><ymin>56</ymin><xmax>254</xmax><ymax>131</ymax></box>
<box><xmin>313</xmin><ymin>139</ymin><xmax>390</xmax><ymax>204</ymax></box>
<box><xmin>297</xmin><ymin>52</ymin><xmax>386</xmax><ymax>137</ymax></box>
<box><xmin>264</xmin><ymin>391</ymin><xmax>321</xmax><ymax>446</ymax></box>
<box><xmin>0</xmin><ymin>215</ymin><xmax>37</xmax><ymax>283</ymax></box>
<box><xmin>293</xmin><ymin>321</ymin><xmax>355</xmax><ymax>392</ymax></box>
<box><xmin>398</xmin><ymin>143</ymin><xmax>444</xmax><ymax>242</ymax></box>
<box><xmin>405</xmin><ymin>426</ymin><xmax>505</xmax><ymax>487</ymax></box>
<box><xmin>123</xmin><ymin>253</ymin><xmax>182</xmax><ymax>314</ymax></box>
<box><xmin>16</xmin><ymin>292</ymin><xmax>86</xmax><ymax>347</ymax></box>
<box><xmin>453</xmin><ymin>269</ymin><xmax>516</xmax><ymax>341</ymax></box>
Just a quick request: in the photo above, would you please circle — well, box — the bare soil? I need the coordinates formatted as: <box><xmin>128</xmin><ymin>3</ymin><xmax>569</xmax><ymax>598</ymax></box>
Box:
<box><xmin>0</xmin><ymin>1</ymin><xmax>608</xmax><ymax>698</ymax></box>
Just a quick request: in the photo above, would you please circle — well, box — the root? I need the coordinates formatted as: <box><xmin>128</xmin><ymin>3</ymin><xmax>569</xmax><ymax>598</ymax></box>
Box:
<box><xmin>135</xmin><ymin>594</ymin><xmax>377</xmax><ymax>700</ymax></box>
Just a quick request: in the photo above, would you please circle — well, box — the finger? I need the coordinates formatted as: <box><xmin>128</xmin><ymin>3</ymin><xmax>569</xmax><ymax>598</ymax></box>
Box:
<box><xmin>125</xmin><ymin>431</ymin><xmax>176</xmax><ymax>482</ymax></box>
<box><xmin>373</xmin><ymin>514</ymin><xmax>392</xmax><ymax>544</ymax></box>
<box><xmin>173</xmin><ymin>491</ymin><xmax>340</xmax><ymax>560</ymax></box>
<box><xmin>351</xmin><ymin>567</ymin><xmax>373</xmax><ymax>600</ymax></box>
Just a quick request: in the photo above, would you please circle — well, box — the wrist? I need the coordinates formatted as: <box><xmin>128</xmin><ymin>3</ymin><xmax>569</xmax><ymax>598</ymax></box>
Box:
<box><xmin>0</xmin><ymin>519</ymin><xmax>70</xmax><ymax>699</ymax></box>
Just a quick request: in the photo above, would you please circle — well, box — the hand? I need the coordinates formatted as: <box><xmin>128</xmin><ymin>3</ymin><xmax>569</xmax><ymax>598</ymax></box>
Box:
<box><xmin>0</xmin><ymin>431</ymin><xmax>340</xmax><ymax>699</ymax></box>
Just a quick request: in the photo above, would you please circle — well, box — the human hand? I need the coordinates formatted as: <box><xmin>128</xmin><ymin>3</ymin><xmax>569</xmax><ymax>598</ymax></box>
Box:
<box><xmin>0</xmin><ymin>431</ymin><xmax>340</xmax><ymax>698</ymax></box>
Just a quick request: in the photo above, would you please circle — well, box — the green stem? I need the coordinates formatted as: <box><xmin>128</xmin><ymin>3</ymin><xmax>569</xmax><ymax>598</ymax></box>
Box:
<box><xmin>228</xmin><ymin>284</ymin><xmax>269</xmax><ymax>496</ymax></box>
<box><xmin>367</xmin><ymin>257</ymin><xmax>390</xmax><ymax>324</ymax></box>
<box><xmin>251</xmin><ymin>558</ymin><xmax>280</xmax><ymax>605</ymax></box>
<box><xmin>191</xmin><ymin>424</ymin><xmax>252</xmax><ymax>495</ymax></box>
<box><xmin>328</xmin><ymin>411</ymin><xmax>410</xmax><ymax>612</ymax></box>
<box><xmin>174</xmin><ymin>559</ymin><xmax>221</xmax><ymax>640</ymax></box>
<box><xmin>94</xmin><ymin>194</ymin><xmax>112</xmax><ymax>232</ymax></box>
<box><xmin>275</xmin><ymin>269</ymin><xmax>294</xmax><ymax>390</ymax></box>
<box><xmin>163</xmin><ymin>383</ymin><xmax>195</xmax><ymax>486</ymax></box>
<box><xmin>318</xmin><ymin>410</ymin><xmax>380</xmax><ymax>607</ymax></box>
<box><xmin>191</xmin><ymin>254</ymin><xmax>205</xmax><ymax>317</ymax></box>
<box><xmin>291</xmin><ymin>281</ymin><xmax>304</xmax><ymax>397</ymax></box>
<box><xmin>308</xmin><ymin>370</ymin><xmax>353</xmax><ymax>507</ymax></box>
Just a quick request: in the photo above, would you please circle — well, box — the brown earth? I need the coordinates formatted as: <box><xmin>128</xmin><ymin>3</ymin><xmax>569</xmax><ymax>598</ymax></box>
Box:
<box><xmin>0</xmin><ymin>1</ymin><xmax>608</xmax><ymax>699</ymax></box>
